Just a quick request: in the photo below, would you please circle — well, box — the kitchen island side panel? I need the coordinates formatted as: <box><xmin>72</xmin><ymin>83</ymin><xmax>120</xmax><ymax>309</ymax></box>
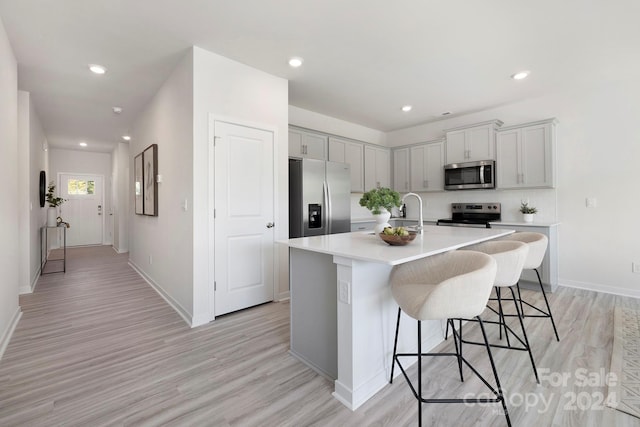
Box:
<box><xmin>289</xmin><ymin>248</ymin><xmax>338</xmax><ymax>379</ymax></box>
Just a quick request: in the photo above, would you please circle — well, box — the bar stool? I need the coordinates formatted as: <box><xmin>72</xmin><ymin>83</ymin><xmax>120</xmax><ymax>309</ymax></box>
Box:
<box><xmin>462</xmin><ymin>240</ymin><xmax>540</xmax><ymax>384</ymax></box>
<box><xmin>500</xmin><ymin>232</ymin><xmax>559</xmax><ymax>341</ymax></box>
<box><xmin>389</xmin><ymin>250</ymin><xmax>511</xmax><ymax>427</ymax></box>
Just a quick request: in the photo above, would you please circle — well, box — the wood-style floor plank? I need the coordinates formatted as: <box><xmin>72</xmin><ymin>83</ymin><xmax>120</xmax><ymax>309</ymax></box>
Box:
<box><xmin>1</xmin><ymin>246</ymin><xmax>639</xmax><ymax>426</ymax></box>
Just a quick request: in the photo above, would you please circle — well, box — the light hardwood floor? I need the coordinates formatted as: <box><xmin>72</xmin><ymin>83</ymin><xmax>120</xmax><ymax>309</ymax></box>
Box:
<box><xmin>1</xmin><ymin>246</ymin><xmax>639</xmax><ymax>426</ymax></box>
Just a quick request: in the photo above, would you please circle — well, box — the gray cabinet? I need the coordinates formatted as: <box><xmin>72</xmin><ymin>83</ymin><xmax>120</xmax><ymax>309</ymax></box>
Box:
<box><xmin>289</xmin><ymin>128</ymin><xmax>327</xmax><ymax>160</ymax></box>
<box><xmin>445</xmin><ymin>120</ymin><xmax>503</xmax><ymax>163</ymax></box>
<box><xmin>410</xmin><ymin>140</ymin><xmax>445</xmax><ymax>192</ymax></box>
<box><xmin>496</xmin><ymin>119</ymin><xmax>556</xmax><ymax>189</ymax></box>
<box><xmin>364</xmin><ymin>145</ymin><xmax>390</xmax><ymax>190</ymax></box>
<box><xmin>392</xmin><ymin>147</ymin><xmax>410</xmax><ymax>192</ymax></box>
<box><xmin>329</xmin><ymin>136</ymin><xmax>364</xmax><ymax>193</ymax></box>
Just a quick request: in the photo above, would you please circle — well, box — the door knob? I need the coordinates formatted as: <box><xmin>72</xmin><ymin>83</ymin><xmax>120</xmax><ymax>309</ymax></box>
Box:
<box><xmin>266</xmin><ymin>222</ymin><xmax>275</xmax><ymax>228</ymax></box>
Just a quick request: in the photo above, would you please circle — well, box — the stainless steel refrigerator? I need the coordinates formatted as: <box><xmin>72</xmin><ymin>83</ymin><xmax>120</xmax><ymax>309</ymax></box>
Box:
<box><xmin>289</xmin><ymin>158</ymin><xmax>351</xmax><ymax>238</ymax></box>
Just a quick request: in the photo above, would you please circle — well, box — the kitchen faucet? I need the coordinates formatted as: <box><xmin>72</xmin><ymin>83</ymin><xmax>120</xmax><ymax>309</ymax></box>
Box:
<box><xmin>401</xmin><ymin>192</ymin><xmax>423</xmax><ymax>234</ymax></box>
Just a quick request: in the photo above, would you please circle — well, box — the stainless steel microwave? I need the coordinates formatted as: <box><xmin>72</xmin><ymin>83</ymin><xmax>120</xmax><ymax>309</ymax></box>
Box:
<box><xmin>444</xmin><ymin>160</ymin><xmax>495</xmax><ymax>190</ymax></box>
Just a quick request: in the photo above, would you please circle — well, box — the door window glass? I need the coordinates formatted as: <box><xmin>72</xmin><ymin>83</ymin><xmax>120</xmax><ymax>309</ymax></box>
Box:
<box><xmin>68</xmin><ymin>179</ymin><xmax>95</xmax><ymax>195</ymax></box>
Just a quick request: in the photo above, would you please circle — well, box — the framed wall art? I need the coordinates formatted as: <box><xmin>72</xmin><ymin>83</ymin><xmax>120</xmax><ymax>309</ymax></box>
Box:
<box><xmin>134</xmin><ymin>153</ymin><xmax>144</xmax><ymax>215</ymax></box>
<box><xmin>142</xmin><ymin>144</ymin><xmax>158</xmax><ymax>216</ymax></box>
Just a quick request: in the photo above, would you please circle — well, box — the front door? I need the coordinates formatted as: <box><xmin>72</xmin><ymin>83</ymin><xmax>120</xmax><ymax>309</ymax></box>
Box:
<box><xmin>59</xmin><ymin>173</ymin><xmax>104</xmax><ymax>246</ymax></box>
<box><xmin>213</xmin><ymin>121</ymin><xmax>275</xmax><ymax>317</ymax></box>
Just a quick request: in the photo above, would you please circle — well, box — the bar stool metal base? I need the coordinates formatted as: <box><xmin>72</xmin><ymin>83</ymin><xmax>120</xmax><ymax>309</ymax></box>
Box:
<box><xmin>461</xmin><ymin>285</ymin><xmax>540</xmax><ymax>384</ymax></box>
<box><xmin>515</xmin><ymin>269</ymin><xmax>560</xmax><ymax>341</ymax></box>
<box><xmin>390</xmin><ymin>309</ymin><xmax>511</xmax><ymax>427</ymax></box>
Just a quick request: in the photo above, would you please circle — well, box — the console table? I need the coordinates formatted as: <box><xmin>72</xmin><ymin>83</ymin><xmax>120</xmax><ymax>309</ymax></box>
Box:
<box><xmin>41</xmin><ymin>225</ymin><xmax>67</xmax><ymax>274</ymax></box>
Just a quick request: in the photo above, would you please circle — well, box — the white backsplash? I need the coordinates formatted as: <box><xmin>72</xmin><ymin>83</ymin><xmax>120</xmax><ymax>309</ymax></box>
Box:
<box><xmin>351</xmin><ymin>188</ymin><xmax>558</xmax><ymax>223</ymax></box>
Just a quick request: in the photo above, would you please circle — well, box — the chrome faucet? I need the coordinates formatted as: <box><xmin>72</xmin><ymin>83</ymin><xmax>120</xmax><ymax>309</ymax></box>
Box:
<box><xmin>401</xmin><ymin>192</ymin><xmax>424</xmax><ymax>234</ymax></box>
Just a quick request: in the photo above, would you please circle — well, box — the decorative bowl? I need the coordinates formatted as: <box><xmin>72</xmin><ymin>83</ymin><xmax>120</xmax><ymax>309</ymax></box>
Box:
<box><xmin>379</xmin><ymin>231</ymin><xmax>417</xmax><ymax>246</ymax></box>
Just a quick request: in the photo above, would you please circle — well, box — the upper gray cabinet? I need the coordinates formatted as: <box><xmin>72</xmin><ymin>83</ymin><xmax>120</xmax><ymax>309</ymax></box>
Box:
<box><xmin>364</xmin><ymin>145</ymin><xmax>390</xmax><ymax>191</ymax></box>
<box><xmin>410</xmin><ymin>139</ymin><xmax>445</xmax><ymax>192</ymax></box>
<box><xmin>496</xmin><ymin>119</ymin><xmax>557</xmax><ymax>189</ymax></box>
<box><xmin>445</xmin><ymin>120</ymin><xmax>503</xmax><ymax>164</ymax></box>
<box><xmin>392</xmin><ymin>147</ymin><xmax>410</xmax><ymax>193</ymax></box>
<box><xmin>289</xmin><ymin>128</ymin><xmax>328</xmax><ymax>160</ymax></box>
<box><xmin>329</xmin><ymin>136</ymin><xmax>364</xmax><ymax>193</ymax></box>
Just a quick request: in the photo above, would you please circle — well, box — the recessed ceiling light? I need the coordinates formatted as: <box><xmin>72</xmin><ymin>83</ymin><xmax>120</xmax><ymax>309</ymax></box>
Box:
<box><xmin>401</xmin><ymin>105</ymin><xmax>412</xmax><ymax>112</ymax></box>
<box><xmin>112</xmin><ymin>106</ymin><xmax>122</xmax><ymax>114</ymax></box>
<box><xmin>511</xmin><ymin>70</ymin><xmax>530</xmax><ymax>80</ymax></box>
<box><xmin>288</xmin><ymin>57</ymin><xmax>303</xmax><ymax>68</ymax></box>
<box><xmin>122</xmin><ymin>135</ymin><xmax>131</xmax><ymax>141</ymax></box>
<box><xmin>79</xmin><ymin>142</ymin><xmax>87</xmax><ymax>147</ymax></box>
<box><xmin>89</xmin><ymin>64</ymin><xmax>107</xmax><ymax>74</ymax></box>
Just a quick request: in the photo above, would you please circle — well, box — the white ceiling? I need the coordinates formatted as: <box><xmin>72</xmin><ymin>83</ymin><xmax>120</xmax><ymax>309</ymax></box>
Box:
<box><xmin>1</xmin><ymin>0</ymin><xmax>638</xmax><ymax>153</ymax></box>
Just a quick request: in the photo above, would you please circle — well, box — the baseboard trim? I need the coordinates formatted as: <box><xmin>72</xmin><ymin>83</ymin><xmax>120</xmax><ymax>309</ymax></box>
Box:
<box><xmin>559</xmin><ymin>280</ymin><xmax>640</xmax><ymax>299</ymax></box>
<box><xmin>111</xmin><ymin>245</ymin><xmax>128</xmax><ymax>254</ymax></box>
<box><xmin>20</xmin><ymin>268</ymin><xmax>41</xmax><ymax>295</ymax></box>
<box><xmin>276</xmin><ymin>291</ymin><xmax>290</xmax><ymax>301</ymax></box>
<box><xmin>0</xmin><ymin>307</ymin><xmax>22</xmax><ymax>361</ymax></box>
<box><xmin>128</xmin><ymin>260</ymin><xmax>194</xmax><ymax>328</ymax></box>
<box><xmin>191</xmin><ymin>313</ymin><xmax>209</xmax><ymax>328</ymax></box>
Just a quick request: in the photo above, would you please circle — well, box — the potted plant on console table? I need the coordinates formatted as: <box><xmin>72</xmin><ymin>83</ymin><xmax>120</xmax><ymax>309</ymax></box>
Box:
<box><xmin>520</xmin><ymin>201</ymin><xmax>537</xmax><ymax>223</ymax></box>
<box><xmin>45</xmin><ymin>182</ymin><xmax>66</xmax><ymax>227</ymax></box>
<box><xmin>359</xmin><ymin>187</ymin><xmax>402</xmax><ymax>233</ymax></box>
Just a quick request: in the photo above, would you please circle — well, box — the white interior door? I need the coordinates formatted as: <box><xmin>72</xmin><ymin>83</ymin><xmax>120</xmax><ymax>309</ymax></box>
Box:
<box><xmin>59</xmin><ymin>174</ymin><xmax>104</xmax><ymax>246</ymax></box>
<box><xmin>214</xmin><ymin>121</ymin><xmax>274</xmax><ymax>316</ymax></box>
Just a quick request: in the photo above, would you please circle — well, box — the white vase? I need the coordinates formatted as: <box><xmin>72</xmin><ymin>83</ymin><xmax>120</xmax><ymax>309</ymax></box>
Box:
<box><xmin>523</xmin><ymin>213</ymin><xmax>534</xmax><ymax>223</ymax></box>
<box><xmin>47</xmin><ymin>207</ymin><xmax>57</xmax><ymax>227</ymax></box>
<box><xmin>373</xmin><ymin>209</ymin><xmax>392</xmax><ymax>234</ymax></box>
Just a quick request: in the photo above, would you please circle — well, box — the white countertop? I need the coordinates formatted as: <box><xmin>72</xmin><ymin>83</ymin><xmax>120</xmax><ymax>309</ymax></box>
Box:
<box><xmin>279</xmin><ymin>225</ymin><xmax>514</xmax><ymax>266</ymax></box>
<box><xmin>490</xmin><ymin>221</ymin><xmax>561</xmax><ymax>227</ymax></box>
<box><xmin>350</xmin><ymin>217</ymin><xmax>439</xmax><ymax>223</ymax></box>
<box><xmin>350</xmin><ymin>217</ymin><xmax>405</xmax><ymax>223</ymax></box>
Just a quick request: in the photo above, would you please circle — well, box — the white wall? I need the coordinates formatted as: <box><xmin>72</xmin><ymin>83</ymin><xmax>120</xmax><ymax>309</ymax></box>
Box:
<box><xmin>129</xmin><ymin>46</ymin><xmax>288</xmax><ymax>327</ymax></box>
<box><xmin>192</xmin><ymin>46</ymin><xmax>289</xmax><ymax>324</ymax></box>
<box><xmin>0</xmin><ymin>16</ymin><xmax>21</xmax><ymax>359</ymax></box>
<box><xmin>387</xmin><ymin>75</ymin><xmax>640</xmax><ymax>296</ymax></box>
<box><xmin>129</xmin><ymin>49</ymin><xmax>194</xmax><ymax>323</ymax></box>
<box><xmin>289</xmin><ymin>105</ymin><xmax>386</xmax><ymax>146</ymax></box>
<box><xmin>111</xmin><ymin>142</ymin><xmax>129</xmax><ymax>253</ymax></box>
<box><xmin>18</xmin><ymin>92</ymin><xmax>29</xmax><ymax>293</ymax></box>
<box><xmin>49</xmin><ymin>148</ymin><xmax>113</xmax><ymax>245</ymax></box>
<box><xmin>17</xmin><ymin>91</ymin><xmax>48</xmax><ymax>294</ymax></box>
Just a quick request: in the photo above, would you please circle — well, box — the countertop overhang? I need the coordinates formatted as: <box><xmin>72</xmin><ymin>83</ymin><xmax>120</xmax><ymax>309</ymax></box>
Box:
<box><xmin>279</xmin><ymin>225</ymin><xmax>514</xmax><ymax>266</ymax></box>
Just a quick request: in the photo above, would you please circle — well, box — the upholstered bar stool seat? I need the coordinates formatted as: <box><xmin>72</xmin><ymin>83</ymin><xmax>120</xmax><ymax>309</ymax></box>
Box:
<box><xmin>389</xmin><ymin>250</ymin><xmax>511</xmax><ymax>427</ymax></box>
<box><xmin>462</xmin><ymin>240</ymin><xmax>540</xmax><ymax>383</ymax></box>
<box><xmin>500</xmin><ymin>232</ymin><xmax>559</xmax><ymax>341</ymax></box>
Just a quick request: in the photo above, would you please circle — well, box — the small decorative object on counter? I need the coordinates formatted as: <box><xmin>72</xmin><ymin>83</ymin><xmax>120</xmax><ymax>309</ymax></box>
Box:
<box><xmin>379</xmin><ymin>226</ymin><xmax>417</xmax><ymax>246</ymax></box>
<box><xmin>359</xmin><ymin>187</ymin><xmax>402</xmax><ymax>233</ymax></box>
<box><xmin>45</xmin><ymin>182</ymin><xmax>66</xmax><ymax>227</ymax></box>
<box><xmin>520</xmin><ymin>201</ymin><xmax>537</xmax><ymax>223</ymax></box>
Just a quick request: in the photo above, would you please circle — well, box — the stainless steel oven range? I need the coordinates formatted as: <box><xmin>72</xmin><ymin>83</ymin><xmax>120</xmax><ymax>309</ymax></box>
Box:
<box><xmin>437</xmin><ymin>202</ymin><xmax>501</xmax><ymax>228</ymax></box>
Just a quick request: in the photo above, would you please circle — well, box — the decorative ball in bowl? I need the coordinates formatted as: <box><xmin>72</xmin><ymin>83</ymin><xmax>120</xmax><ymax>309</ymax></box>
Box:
<box><xmin>379</xmin><ymin>226</ymin><xmax>417</xmax><ymax>246</ymax></box>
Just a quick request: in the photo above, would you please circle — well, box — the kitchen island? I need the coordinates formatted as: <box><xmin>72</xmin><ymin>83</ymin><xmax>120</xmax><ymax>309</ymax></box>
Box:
<box><xmin>280</xmin><ymin>225</ymin><xmax>514</xmax><ymax>410</ymax></box>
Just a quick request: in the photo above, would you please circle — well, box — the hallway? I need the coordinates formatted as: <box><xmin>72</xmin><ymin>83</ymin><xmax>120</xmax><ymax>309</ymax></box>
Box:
<box><xmin>0</xmin><ymin>246</ymin><xmax>329</xmax><ymax>426</ymax></box>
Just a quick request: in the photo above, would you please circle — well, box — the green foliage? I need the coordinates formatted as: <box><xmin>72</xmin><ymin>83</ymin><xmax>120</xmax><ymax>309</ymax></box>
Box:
<box><xmin>46</xmin><ymin>182</ymin><xmax>66</xmax><ymax>207</ymax></box>
<box><xmin>359</xmin><ymin>187</ymin><xmax>402</xmax><ymax>214</ymax></box>
<box><xmin>519</xmin><ymin>201</ymin><xmax>537</xmax><ymax>214</ymax></box>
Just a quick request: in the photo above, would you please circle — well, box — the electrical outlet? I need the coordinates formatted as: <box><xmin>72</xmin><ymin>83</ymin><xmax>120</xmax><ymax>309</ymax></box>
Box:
<box><xmin>633</xmin><ymin>262</ymin><xmax>640</xmax><ymax>274</ymax></box>
<box><xmin>338</xmin><ymin>280</ymin><xmax>351</xmax><ymax>304</ymax></box>
<box><xmin>149</xmin><ymin>255</ymin><xmax>153</xmax><ymax>265</ymax></box>
<box><xmin>586</xmin><ymin>197</ymin><xmax>597</xmax><ymax>208</ymax></box>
